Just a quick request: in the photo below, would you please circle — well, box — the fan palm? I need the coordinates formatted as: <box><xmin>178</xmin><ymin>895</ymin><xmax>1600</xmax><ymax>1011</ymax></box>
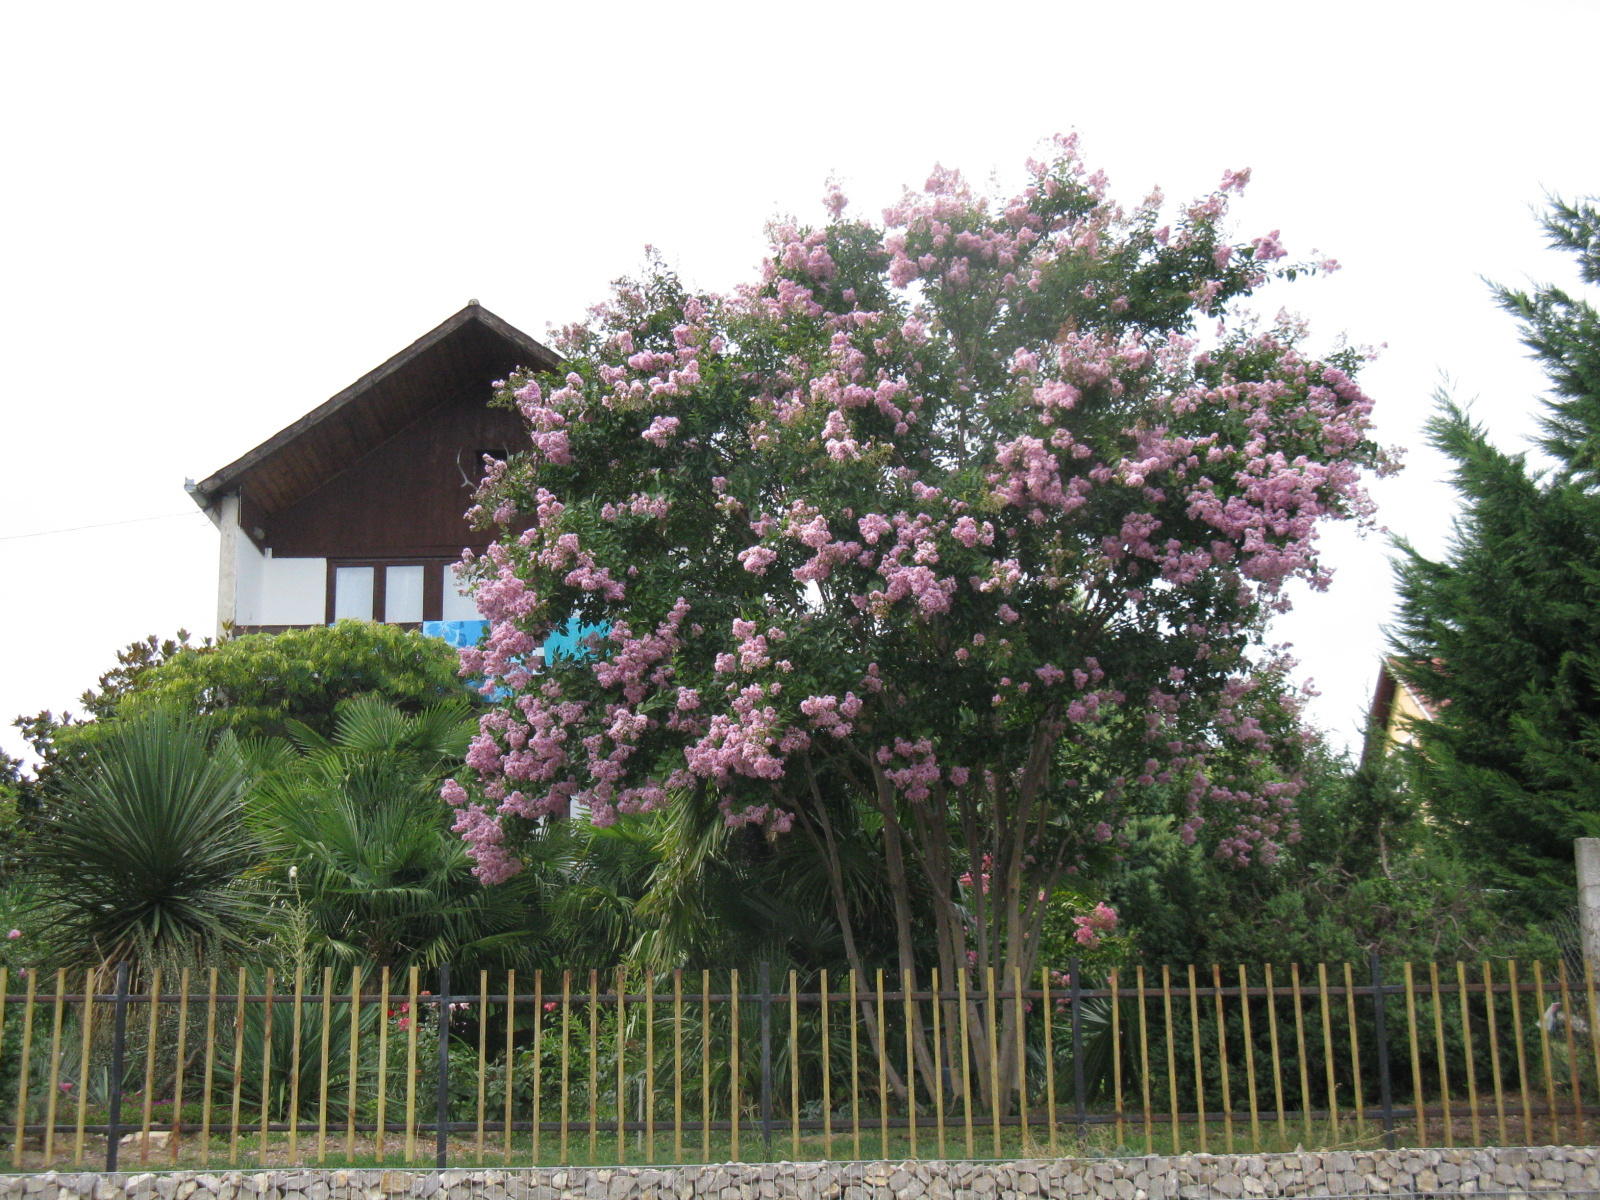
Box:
<box><xmin>28</xmin><ymin>707</ymin><xmax>264</xmax><ymax>970</ymax></box>
<box><xmin>246</xmin><ymin>696</ymin><xmax>543</xmax><ymax>971</ymax></box>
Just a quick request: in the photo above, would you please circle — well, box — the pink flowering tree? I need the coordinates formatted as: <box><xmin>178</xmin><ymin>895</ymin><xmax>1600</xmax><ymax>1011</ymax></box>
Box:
<box><xmin>446</xmin><ymin>137</ymin><xmax>1387</xmax><ymax>1107</ymax></box>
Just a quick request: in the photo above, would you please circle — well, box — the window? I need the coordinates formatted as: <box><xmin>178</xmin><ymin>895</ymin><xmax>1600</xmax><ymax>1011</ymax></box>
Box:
<box><xmin>385</xmin><ymin>565</ymin><xmax>425</xmax><ymax>623</ymax></box>
<box><xmin>441</xmin><ymin>563</ymin><xmax>478</xmax><ymax>621</ymax></box>
<box><xmin>332</xmin><ymin>566</ymin><xmax>374</xmax><ymax>621</ymax></box>
<box><xmin>326</xmin><ymin>558</ymin><xmax>450</xmax><ymax>625</ymax></box>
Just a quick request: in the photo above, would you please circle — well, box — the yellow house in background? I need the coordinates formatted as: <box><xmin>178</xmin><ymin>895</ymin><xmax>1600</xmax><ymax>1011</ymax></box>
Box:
<box><xmin>1366</xmin><ymin>656</ymin><xmax>1443</xmax><ymax>759</ymax></box>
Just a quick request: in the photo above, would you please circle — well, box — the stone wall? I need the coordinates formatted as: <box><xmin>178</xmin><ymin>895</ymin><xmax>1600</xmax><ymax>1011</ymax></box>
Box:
<box><xmin>2</xmin><ymin>1146</ymin><xmax>1597</xmax><ymax>1200</ymax></box>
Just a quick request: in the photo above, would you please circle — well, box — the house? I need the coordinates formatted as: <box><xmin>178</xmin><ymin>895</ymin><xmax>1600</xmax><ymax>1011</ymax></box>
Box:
<box><xmin>1365</xmin><ymin>656</ymin><xmax>1443</xmax><ymax>760</ymax></box>
<box><xmin>186</xmin><ymin>302</ymin><xmax>559</xmax><ymax>644</ymax></box>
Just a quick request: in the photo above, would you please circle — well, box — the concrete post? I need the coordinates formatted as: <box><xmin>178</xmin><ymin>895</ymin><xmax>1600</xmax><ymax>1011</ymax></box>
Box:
<box><xmin>1577</xmin><ymin>838</ymin><xmax>1600</xmax><ymax>980</ymax></box>
<box><xmin>214</xmin><ymin>490</ymin><xmax>241</xmax><ymax>640</ymax></box>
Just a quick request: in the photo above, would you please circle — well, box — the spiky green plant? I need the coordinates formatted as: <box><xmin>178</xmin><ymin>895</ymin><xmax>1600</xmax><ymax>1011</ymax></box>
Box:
<box><xmin>28</xmin><ymin>708</ymin><xmax>264</xmax><ymax>970</ymax></box>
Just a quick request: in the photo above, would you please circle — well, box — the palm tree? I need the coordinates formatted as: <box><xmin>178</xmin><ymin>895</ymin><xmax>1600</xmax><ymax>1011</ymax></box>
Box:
<box><xmin>246</xmin><ymin>696</ymin><xmax>543</xmax><ymax>971</ymax></box>
<box><xmin>28</xmin><ymin>708</ymin><xmax>264</xmax><ymax>970</ymax></box>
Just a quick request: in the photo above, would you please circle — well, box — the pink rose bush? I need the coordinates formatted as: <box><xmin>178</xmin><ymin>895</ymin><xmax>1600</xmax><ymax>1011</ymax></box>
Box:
<box><xmin>444</xmin><ymin>137</ymin><xmax>1390</xmax><ymax>1009</ymax></box>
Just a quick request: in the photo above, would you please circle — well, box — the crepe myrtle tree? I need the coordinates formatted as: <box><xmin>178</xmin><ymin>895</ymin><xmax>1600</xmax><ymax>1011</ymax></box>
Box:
<box><xmin>445</xmin><ymin>136</ymin><xmax>1389</xmax><ymax>1104</ymax></box>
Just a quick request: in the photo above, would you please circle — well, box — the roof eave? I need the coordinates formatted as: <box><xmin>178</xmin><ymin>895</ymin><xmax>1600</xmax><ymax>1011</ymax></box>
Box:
<box><xmin>191</xmin><ymin>303</ymin><xmax>559</xmax><ymax>503</ymax></box>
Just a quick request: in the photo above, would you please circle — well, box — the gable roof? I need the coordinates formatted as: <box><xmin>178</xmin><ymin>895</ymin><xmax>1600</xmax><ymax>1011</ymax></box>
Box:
<box><xmin>189</xmin><ymin>302</ymin><xmax>559</xmax><ymax>520</ymax></box>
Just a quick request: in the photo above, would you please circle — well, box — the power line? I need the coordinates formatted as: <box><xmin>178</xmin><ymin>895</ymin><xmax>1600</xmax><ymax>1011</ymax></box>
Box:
<box><xmin>0</xmin><ymin>510</ymin><xmax>209</xmax><ymax>542</ymax></box>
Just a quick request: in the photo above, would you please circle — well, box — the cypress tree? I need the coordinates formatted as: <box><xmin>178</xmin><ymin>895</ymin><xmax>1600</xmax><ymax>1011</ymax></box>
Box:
<box><xmin>1391</xmin><ymin>198</ymin><xmax>1600</xmax><ymax>912</ymax></box>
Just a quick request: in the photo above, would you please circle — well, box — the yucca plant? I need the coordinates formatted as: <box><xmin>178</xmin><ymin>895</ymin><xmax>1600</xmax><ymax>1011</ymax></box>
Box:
<box><xmin>28</xmin><ymin>707</ymin><xmax>265</xmax><ymax>970</ymax></box>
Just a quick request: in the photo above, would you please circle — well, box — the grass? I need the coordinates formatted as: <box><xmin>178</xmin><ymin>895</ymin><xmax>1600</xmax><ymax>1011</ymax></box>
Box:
<box><xmin>1</xmin><ymin>1100</ymin><xmax>1585</xmax><ymax>1172</ymax></box>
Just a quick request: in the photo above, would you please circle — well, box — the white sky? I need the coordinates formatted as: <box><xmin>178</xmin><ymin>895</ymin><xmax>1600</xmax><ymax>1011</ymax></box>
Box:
<box><xmin>2</xmin><ymin>0</ymin><xmax>1596</xmax><ymax>764</ymax></box>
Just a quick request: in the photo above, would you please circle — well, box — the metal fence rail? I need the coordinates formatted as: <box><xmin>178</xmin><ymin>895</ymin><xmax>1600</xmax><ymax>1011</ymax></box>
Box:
<box><xmin>0</xmin><ymin>956</ymin><xmax>1594</xmax><ymax>1171</ymax></box>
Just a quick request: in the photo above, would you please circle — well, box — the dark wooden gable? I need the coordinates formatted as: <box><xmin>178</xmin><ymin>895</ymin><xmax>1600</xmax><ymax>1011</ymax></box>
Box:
<box><xmin>193</xmin><ymin>303</ymin><xmax>558</xmax><ymax>557</ymax></box>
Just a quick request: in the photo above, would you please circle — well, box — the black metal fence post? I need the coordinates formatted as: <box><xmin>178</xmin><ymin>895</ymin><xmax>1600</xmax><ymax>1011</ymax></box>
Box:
<box><xmin>759</xmin><ymin>961</ymin><xmax>773</xmax><ymax>1160</ymax></box>
<box><xmin>1070</xmin><ymin>958</ymin><xmax>1086</xmax><ymax>1139</ymax></box>
<box><xmin>104</xmin><ymin>962</ymin><xmax>130</xmax><ymax>1171</ymax></box>
<box><xmin>436</xmin><ymin>964</ymin><xmax>451</xmax><ymax>1167</ymax></box>
<box><xmin>1370</xmin><ymin>952</ymin><xmax>1396</xmax><ymax>1150</ymax></box>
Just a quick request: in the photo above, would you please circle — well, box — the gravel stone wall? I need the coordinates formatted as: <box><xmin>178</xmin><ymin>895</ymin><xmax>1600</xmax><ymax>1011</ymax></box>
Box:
<box><xmin>2</xmin><ymin>1146</ymin><xmax>1597</xmax><ymax>1200</ymax></box>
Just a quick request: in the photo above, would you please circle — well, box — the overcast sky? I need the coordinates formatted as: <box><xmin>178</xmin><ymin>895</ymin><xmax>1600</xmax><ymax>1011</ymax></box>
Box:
<box><xmin>2</xmin><ymin>0</ymin><xmax>1596</xmax><ymax>764</ymax></box>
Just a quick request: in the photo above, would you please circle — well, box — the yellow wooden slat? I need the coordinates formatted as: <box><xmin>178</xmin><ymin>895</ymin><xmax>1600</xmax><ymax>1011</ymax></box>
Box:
<box><xmin>1557</xmin><ymin>959</ymin><xmax>1586</xmax><ymax>1144</ymax></box>
<box><xmin>171</xmin><ymin>968</ymin><xmax>192</xmax><ymax>1165</ymax></box>
<box><xmin>1290</xmin><ymin>963</ymin><xmax>1310</xmax><ymax>1148</ymax></box>
<box><xmin>1533</xmin><ymin>962</ymin><xmax>1560</xmax><ymax>1143</ymax></box>
<box><xmin>931</xmin><ymin>969</ymin><xmax>945</xmax><ymax>1160</ymax></box>
<box><xmin>1317</xmin><ymin>964</ymin><xmax>1337</xmax><ymax>1144</ymax></box>
<box><xmin>1187</xmin><ymin>964</ymin><xmax>1207</xmax><ymax>1153</ymax></box>
<box><xmin>1402</xmin><ymin>962</ymin><xmax>1425</xmax><ymax>1145</ymax></box>
<box><xmin>1343</xmin><ymin>963</ymin><xmax>1365</xmax><ymax>1140</ymax></box>
<box><xmin>956</xmin><ymin>968</ymin><xmax>970</xmax><ymax>1160</ymax></box>
<box><xmin>376</xmin><ymin>966</ymin><xmax>391</xmax><ymax>1164</ymax></box>
<box><xmin>820</xmin><ymin>969</ymin><xmax>832</xmax><ymax>1161</ymax></box>
<box><xmin>10</xmin><ymin>968</ymin><xmax>35</xmax><ymax>1170</ymax></box>
<box><xmin>616</xmin><ymin>967</ymin><xmax>627</xmax><ymax>1166</ymax></box>
<box><xmin>1263</xmin><ymin>964</ymin><xmax>1286</xmax><ymax>1148</ymax></box>
<box><xmin>521</xmin><ymin>972</ymin><xmax>534</xmax><ymax>1171</ymax></box>
<box><xmin>1047</xmin><ymin>966</ymin><xmax>1062</xmax><ymax>1155</ymax></box>
<box><xmin>700</xmin><ymin>970</ymin><xmax>709</xmax><ymax>1164</ymax></box>
<box><xmin>404</xmin><ymin>966</ymin><xmax>418</xmax><ymax>1163</ymax></box>
<box><xmin>985</xmin><ymin>967</ymin><xmax>1000</xmax><ymax>1158</ymax></box>
<box><xmin>346</xmin><ymin>966</ymin><xmax>363</xmax><ymax>1163</ymax></box>
<box><xmin>1137</xmin><ymin>966</ymin><xmax>1154</xmax><ymax>1154</ymax></box>
<box><xmin>289</xmin><ymin>966</ymin><xmax>305</xmax><ymax>1164</ymax></box>
<box><xmin>877</xmin><ymin>969</ymin><xmax>889</xmax><ymax>1158</ymax></box>
<box><xmin>317</xmin><ymin>966</ymin><xmax>333</xmax><ymax>1165</ymax></box>
<box><xmin>794</xmin><ymin>970</ymin><xmax>804</xmax><ymax>1160</ymax></box>
<box><xmin>1012</xmin><ymin>966</ymin><xmax>1026</xmax><ymax>1156</ymax></box>
<box><xmin>588</xmin><ymin>970</ymin><xmax>599</xmax><ymax>1163</ymax></box>
<box><xmin>1239</xmin><ymin>966</ymin><xmax>1260</xmax><ymax>1152</ymax></box>
<box><xmin>141</xmin><ymin>966</ymin><xmax>163</xmax><ymax>1166</ymax></box>
<box><xmin>1507</xmin><ymin>961</ymin><xmax>1534</xmax><ymax>1142</ymax></box>
<box><xmin>1455</xmin><ymin>962</ymin><xmax>1480</xmax><ymax>1146</ymax></box>
<box><xmin>646</xmin><ymin>969</ymin><xmax>656</xmax><ymax>1164</ymax></box>
<box><xmin>229</xmin><ymin>967</ymin><xmax>247</xmax><ymax>1166</ymax></box>
<box><xmin>72</xmin><ymin>968</ymin><xmax>96</xmax><ymax>1167</ymax></box>
<box><xmin>477</xmin><ymin>970</ymin><xmax>489</xmax><ymax>1165</ymax></box>
<box><xmin>1161</xmin><ymin>965</ymin><xmax>1179</xmax><ymax>1155</ymax></box>
<box><xmin>730</xmin><ymin>969</ymin><xmax>740</xmax><ymax>1163</ymax></box>
<box><xmin>674</xmin><ymin>970</ymin><xmax>684</xmax><ymax>1164</ymax></box>
<box><xmin>1429</xmin><ymin>962</ymin><xmax>1453</xmax><ymax>1146</ymax></box>
<box><xmin>1484</xmin><ymin>961</ymin><xmax>1508</xmax><ymax>1144</ymax></box>
<box><xmin>1214</xmin><ymin>965</ymin><xmax>1234</xmax><ymax>1153</ymax></box>
<box><xmin>560</xmin><ymin>970</ymin><xmax>571</xmax><ymax>1165</ymax></box>
<box><xmin>201</xmin><ymin>969</ymin><xmax>219</xmax><ymax>1168</ymax></box>
<box><xmin>259</xmin><ymin>968</ymin><xmax>275</xmax><ymax>1165</ymax></box>
<box><xmin>42</xmin><ymin>969</ymin><xmax>67</xmax><ymax>1167</ymax></box>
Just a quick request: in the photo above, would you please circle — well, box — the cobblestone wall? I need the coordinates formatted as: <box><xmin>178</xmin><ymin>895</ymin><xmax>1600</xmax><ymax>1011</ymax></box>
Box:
<box><xmin>2</xmin><ymin>1146</ymin><xmax>1596</xmax><ymax>1200</ymax></box>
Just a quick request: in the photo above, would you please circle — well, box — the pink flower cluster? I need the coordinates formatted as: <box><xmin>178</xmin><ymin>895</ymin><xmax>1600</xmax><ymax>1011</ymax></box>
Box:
<box><xmin>1072</xmin><ymin>902</ymin><xmax>1119</xmax><ymax>946</ymax></box>
<box><xmin>442</xmin><ymin>134</ymin><xmax>1385</xmax><ymax>894</ymax></box>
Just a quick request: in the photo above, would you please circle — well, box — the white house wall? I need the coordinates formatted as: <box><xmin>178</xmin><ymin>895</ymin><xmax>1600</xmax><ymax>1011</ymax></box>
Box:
<box><xmin>258</xmin><ymin>556</ymin><xmax>328</xmax><ymax>625</ymax></box>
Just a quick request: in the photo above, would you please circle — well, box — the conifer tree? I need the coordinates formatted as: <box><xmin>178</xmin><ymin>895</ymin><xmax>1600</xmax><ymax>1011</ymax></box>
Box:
<box><xmin>1391</xmin><ymin>198</ymin><xmax>1600</xmax><ymax>912</ymax></box>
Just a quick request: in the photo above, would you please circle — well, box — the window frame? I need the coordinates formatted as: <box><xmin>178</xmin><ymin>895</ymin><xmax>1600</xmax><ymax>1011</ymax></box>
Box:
<box><xmin>325</xmin><ymin>557</ymin><xmax>451</xmax><ymax>627</ymax></box>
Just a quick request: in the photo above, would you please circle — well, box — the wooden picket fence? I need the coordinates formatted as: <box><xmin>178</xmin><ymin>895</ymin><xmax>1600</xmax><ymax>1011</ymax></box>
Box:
<box><xmin>0</xmin><ymin>957</ymin><xmax>1596</xmax><ymax>1172</ymax></box>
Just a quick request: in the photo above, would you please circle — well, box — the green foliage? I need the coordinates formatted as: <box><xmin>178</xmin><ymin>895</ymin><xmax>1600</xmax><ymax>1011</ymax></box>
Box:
<box><xmin>118</xmin><ymin>622</ymin><xmax>472</xmax><ymax>741</ymax></box>
<box><xmin>27</xmin><ymin>708</ymin><xmax>267</xmax><ymax>970</ymax></box>
<box><xmin>11</xmin><ymin>632</ymin><xmax>210</xmax><ymax>812</ymax></box>
<box><xmin>246</xmin><ymin>696</ymin><xmax>540</xmax><ymax>972</ymax></box>
<box><xmin>16</xmin><ymin>624</ymin><xmax>471</xmax><ymax>810</ymax></box>
<box><xmin>1390</xmin><ymin>197</ymin><xmax>1600</xmax><ymax>913</ymax></box>
<box><xmin>1105</xmin><ymin>745</ymin><xmax>1557</xmax><ymax>967</ymax></box>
